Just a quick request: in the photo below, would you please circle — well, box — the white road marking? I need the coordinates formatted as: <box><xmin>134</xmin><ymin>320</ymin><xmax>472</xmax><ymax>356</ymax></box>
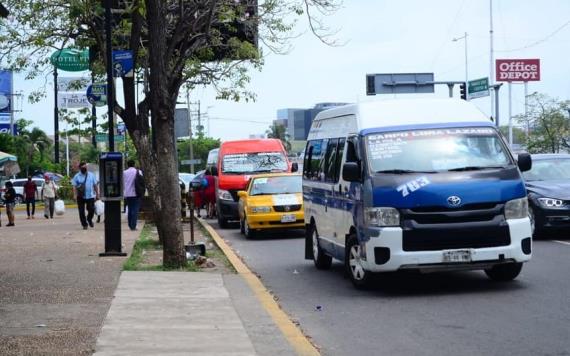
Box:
<box><xmin>552</xmin><ymin>240</ymin><xmax>570</xmax><ymax>246</ymax></box>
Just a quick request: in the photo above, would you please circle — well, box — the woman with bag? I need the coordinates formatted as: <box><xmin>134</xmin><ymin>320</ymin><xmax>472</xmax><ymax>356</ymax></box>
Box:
<box><xmin>42</xmin><ymin>175</ymin><xmax>57</xmax><ymax>219</ymax></box>
<box><xmin>203</xmin><ymin>170</ymin><xmax>216</xmax><ymax>219</ymax></box>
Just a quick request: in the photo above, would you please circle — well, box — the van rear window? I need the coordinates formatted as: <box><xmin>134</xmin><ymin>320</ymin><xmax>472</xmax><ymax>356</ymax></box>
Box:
<box><xmin>222</xmin><ymin>152</ymin><xmax>287</xmax><ymax>174</ymax></box>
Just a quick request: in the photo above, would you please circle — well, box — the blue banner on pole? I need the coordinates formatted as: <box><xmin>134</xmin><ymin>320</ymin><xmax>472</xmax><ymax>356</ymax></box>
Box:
<box><xmin>0</xmin><ymin>123</ymin><xmax>17</xmax><ymax>135</ymax></box>
<box><xmin>112</xmin><ymin>50</ymin><xmax>134</xmax><ymax>78</ymax></box>
<box><xmin>0</xmin><ymin>70</ymin><xmax>13</xmax><ymax>123</ymax></box>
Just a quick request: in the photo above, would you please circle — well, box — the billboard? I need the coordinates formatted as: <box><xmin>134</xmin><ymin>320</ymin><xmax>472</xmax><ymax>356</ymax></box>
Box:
<box><xmin>496</xmin><ymin>59</ymin><xmax>540</xmax><ymax>82</ymax></box>
<box><xmin>58</xmin><ymin>92</ymin><xmax>90</xmax><ymax>109</ymax></box>
<box><xmin>0</xmin><ymin>70</ymin><xmax>13</xmax><ymax>124</ymax></box>
<box><xmin>58</xmin><ymin>76</ymin><xmax>90</xmax><ymax>92</ymax></box>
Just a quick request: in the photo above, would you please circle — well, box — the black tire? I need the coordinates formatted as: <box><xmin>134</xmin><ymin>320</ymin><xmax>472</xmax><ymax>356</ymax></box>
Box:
<box><xmin>243</xmin><ymin>215</ymin><xmax>256</xmax><ymax>239</ymax></box>
<box><xmin>485</xmin><ymin>262</ymin><xmax>523</xmax><ymax>282</ymax></box>
<box><xmin>346</xmin><ymin>234</ymin><xmax>372</xmax><ymax>289</ymax></box>
<box><xmin>239</xmin><ymin>216</ymin><xmax>245</xmax><ymax>234</ymax></box>
<box><xmin>310</xmin><ymin>224</ymin><xmax>332</xmax><ymax>270</ymax></box>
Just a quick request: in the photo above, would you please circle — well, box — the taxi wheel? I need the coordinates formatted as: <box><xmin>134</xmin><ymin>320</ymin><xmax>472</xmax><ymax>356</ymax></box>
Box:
<box><xmin>346</xmin><ymin>234</ymin><xmax>372</xmax><ymax>289</ymax></box>
<box><xmin>239</xmin><ymin>216</ymin><xmax>245</xmax><ymax>234</ymax></box>
<box><xmin>243</xmin><ymin>215</ymin><xmax>256</xmax><ymax>239</ymax></box>
<box><xmin>311</xmin><ymin>224</ymin><xmax>332</xmax><ymax>270</ymax></box>
<box><xmin>485</xmin><ymin>262</ymin><xmax>523</xmax><ymax>282</ymax></box>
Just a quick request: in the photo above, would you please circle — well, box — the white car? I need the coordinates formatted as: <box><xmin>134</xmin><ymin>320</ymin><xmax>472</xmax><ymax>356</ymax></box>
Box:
<box><xmin>9</xmin><ymin>178</ymin><xmax>44</xmax><ymax>204</ymax></box>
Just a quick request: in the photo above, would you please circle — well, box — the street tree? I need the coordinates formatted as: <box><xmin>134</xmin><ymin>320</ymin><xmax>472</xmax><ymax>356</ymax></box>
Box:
<box><xmin>516</xmin><ymin>93</ymin><xmax>570</xmax><ymax>153</ymax></box>
<box><xmin>266</xmin><ymin>122</ymin><xmax>291</xmax><ymax>152</ymax></box>
<box><xmin>0</xmin><ymin>0</ymin><xmax>341</xmax><ymax>267</ymax></box>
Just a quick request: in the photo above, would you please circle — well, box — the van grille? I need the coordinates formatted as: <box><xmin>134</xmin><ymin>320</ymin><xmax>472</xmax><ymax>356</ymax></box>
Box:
<box><xmin>401</xmin><ymin>203</ymin><xmax>511</xmax><ymax>251</ymax></box>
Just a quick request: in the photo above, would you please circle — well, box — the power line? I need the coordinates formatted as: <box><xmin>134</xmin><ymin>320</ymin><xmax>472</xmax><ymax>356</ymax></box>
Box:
<box><xmin>496</xmin><ymin>19</ymin><xmax>570</xmax><ymax>53</ymax></box>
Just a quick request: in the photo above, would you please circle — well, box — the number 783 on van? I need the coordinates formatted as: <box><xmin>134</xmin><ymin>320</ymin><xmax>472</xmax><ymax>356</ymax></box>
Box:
<box><xmin>302</xmin><ymin>99</ymin><xmax>533</xmax><ymax>289</ymax></box>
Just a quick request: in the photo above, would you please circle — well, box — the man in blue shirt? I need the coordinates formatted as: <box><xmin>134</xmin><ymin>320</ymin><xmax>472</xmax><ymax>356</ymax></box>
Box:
<box><xmin>72</xmin><ymin>162</ymin><xmax>100</xmax><ymax>230</ymax></box>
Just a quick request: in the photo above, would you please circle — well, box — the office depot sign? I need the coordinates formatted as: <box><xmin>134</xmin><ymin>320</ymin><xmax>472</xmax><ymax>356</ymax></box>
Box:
<box><xmin>496</xmin><ymin>59</ymin><xmax>540</xmax><ymax>82</ymax></box>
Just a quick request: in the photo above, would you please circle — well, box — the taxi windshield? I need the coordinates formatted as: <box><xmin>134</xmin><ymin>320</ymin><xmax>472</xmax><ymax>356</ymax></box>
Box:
<box><xmin>250</xmin><ymin>176</ymin><xmax>302</xmax><ymax>196</ymax></box>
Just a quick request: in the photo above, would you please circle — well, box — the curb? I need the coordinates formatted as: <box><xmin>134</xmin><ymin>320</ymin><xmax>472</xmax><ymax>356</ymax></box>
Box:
<box><xmin>197</xmin><ymin>218</ymin><xmax>320</xmax><ymax>356</ymax></box>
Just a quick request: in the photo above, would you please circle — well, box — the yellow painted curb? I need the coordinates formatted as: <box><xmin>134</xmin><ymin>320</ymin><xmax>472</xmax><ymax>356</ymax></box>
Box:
<box><xmin>198</xmin><ymin>219</ymin><xmax>320</xmax><ymax>356</ymax></box>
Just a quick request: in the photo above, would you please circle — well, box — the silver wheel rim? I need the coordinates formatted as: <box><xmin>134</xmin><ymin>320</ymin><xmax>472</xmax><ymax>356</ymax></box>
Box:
<box><xmin>529</xmin><ymin>209</ymin><xmax>535</xmax><ymax>234</ymax></box>
<box><xmin>312</xmin><ymin>229</ymin><xmax>319</xmax><ymax>261</ymax></box>
<box><xmin>349</xmin><ymin>245</ymin><xmax>365</xmax><ymax>281</ymax></box>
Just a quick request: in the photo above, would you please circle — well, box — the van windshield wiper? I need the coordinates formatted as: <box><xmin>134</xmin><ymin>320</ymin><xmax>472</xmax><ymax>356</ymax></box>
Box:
<box><xmin>375</xmin><ymin>169</ymin><xmax>436</xmax><ymax>174</ymax></box>
<box><xmin>447</xmin><ymin>165</ymin><xmax>505</xmax><ymax>172</ymax></box>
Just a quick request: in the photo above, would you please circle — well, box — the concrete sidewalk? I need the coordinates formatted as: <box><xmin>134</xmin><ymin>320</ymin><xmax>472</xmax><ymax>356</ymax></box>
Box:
<box><xmin>94</xmin><ymin>272</ymin><xmax>258</xmax><ymax>356</ymax></box>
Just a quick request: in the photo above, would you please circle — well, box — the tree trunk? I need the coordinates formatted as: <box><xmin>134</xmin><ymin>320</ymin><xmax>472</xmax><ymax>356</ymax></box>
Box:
<box><xmin>146</xmin><ymin>0</ymin><xmax>186</xmax><ymax>268</ymax></box>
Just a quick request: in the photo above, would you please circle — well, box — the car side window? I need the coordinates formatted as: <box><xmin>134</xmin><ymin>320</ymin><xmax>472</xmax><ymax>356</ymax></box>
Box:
<box><xmin>324</xmin><ymin>138</ymin><xmax>339</xmax><ymax>183</ymax></box>
<box><xmin>304</xmin><ymin>139</ymin><xmax>328</xmax><ymax>181</ymax></box>
<box><xmin>334</xmin><ymin>138</ymin><xmax>346</xmax><ymax>182</ymax></box>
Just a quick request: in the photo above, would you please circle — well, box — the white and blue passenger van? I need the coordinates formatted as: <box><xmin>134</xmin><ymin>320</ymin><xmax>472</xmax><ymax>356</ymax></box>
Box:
<box><xmin>302</xmin><ymin>98</ymin><xmax>533</xmax><ymax>288</ymax></box>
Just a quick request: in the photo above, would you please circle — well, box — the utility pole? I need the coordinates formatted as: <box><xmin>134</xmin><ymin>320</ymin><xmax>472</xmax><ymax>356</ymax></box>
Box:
<box><xmin>490</xmin><ymin>0</ymin><xmax>495</xmax><ymax>119</ymax></box>
<box><xmin>186</xmin><ymin>88</ymin><xmax>195</xmax><ymax>174</ymax></box>
<box><xmin>54</xmin><ymin>67</ymin><xmax>59</xmax><ymax>163</ymax></box>
<box><xmin>452</xmin><ymin>32</ymin><xmax>469</xmax><ymax>100</ymax></box>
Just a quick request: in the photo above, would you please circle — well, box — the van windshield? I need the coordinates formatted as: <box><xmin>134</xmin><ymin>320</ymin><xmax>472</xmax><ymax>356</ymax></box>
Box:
<box><xmin>366</xmin><ymin>127</ymin><xmax>512</xmax><ymax>173</ymax></box>
<box><xmin>222</xmin><ymin>152</ymin><xmax>288</xmax><ymax>174</ymax></box>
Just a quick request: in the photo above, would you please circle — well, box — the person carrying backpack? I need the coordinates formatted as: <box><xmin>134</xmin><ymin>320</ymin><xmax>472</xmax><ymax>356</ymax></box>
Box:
<box><xmin>123</xmin><ymin>159</ymin><xmax>145</xmax><ymax>231</ymax></box>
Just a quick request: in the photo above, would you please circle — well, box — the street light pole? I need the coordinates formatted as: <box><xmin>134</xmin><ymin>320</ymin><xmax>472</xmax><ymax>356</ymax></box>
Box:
<box><xmin>186</xmin><ymin>88</ymin><xmax>195</xmax><ymax>174</ymax></box>
<box><xmin>453</xmin><ymin>32</ymin><xmax>469</xmax><ymax>100</ymax></box>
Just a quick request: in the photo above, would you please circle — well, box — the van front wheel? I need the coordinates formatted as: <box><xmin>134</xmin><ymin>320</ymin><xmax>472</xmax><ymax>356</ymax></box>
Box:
<box><xmin>311</xmin><ymin>225</ymin><xmax>332</xmax><ymax>270</ymax></box>
<box><xmin>484</xmin><ymin>262</ymin><xmax>523</xmax><ymax>282</ymax></box>
<box><xmin>346</xmin><ymin>234</ymin><xmax>372</xmax><ymax>289</ymax></box>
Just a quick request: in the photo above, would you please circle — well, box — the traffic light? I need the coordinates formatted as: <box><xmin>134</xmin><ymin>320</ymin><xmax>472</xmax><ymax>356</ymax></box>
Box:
<box><xmin>459</xmin><ymin>82</ymin><xmax>467</xmax><ymax>100</ymax></box>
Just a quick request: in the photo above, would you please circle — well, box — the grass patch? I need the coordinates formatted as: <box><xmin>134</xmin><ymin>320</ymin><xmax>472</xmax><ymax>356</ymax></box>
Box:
<box><xmin>123</xmin><ymin>224</ymin><xmax>197</xmax><ymax>271</ymax></box>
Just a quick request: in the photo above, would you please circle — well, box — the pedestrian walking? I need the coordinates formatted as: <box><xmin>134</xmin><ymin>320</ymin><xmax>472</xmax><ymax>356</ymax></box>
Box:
<box><xmin>41</xmin><ymin>175</ymin><xmax>57</xmax><ymax>219</ymax></box>
<box><xmin>123</xmin><ymin>160</ymin><xmax>143</xmax><ymax>231</ymax></box>
<box><xmin>72</xmin><ymin>162</ymin><xmax>99</xmax><ymax>230</ymax></box>
<box><xmin>23</xmin><ymin>176</ymin><xmax>37</xmax><ymax>219</ymax></box>
<box><xmin>3</xmin><ymin>181</ymin><xmax>16</xmax><ymax>226</ymax></box>
<box><xmin>203</xmin><ymin>170</ymin><xmax>216</xmax><ymax>219</ymax></box>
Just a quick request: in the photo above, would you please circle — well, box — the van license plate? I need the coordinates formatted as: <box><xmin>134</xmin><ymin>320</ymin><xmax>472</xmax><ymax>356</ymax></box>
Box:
<box><xmin>442</xmin><ymin>250</ymin><xmax>472</xmax><ymax>263</ymax></box>
<box><xmin>281</xmin><ymin>214</ymin><xmax>296</xmax><ymax>223</ymax></box>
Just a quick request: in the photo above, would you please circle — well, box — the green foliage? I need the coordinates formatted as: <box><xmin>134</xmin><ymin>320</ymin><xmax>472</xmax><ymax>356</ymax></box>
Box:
<box><xmin>266</xmin><ymin>122</ymin><xmax>291</xmax><ymax>152</ymax></box>
<box><xmin>515</xmin><ymin>93</ymin><xmax>570</xmax><ymax>153</ymax></box>
<box><xmin>177</xmin><ymin>135</ymin><xmax>221</xmax><ymax>172</ymax></box>
<box><xmin>56</xmin><ymin>176</ymin><xmax>74</xmax><ymax>200</ymax></box>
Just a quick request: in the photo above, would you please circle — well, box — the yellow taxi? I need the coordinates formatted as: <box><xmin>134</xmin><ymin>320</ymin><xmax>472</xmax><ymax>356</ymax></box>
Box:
<box><xmin>238</xmin><ymin>173</ymin><xmax>304</xmax><ymax>238</ymax></box>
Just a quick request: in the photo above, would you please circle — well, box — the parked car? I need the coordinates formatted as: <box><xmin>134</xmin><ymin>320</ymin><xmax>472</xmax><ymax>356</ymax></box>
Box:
<box><xmin>179</xmin><ymin>172</ymin><xmax>196</xmax><ymax>192</ymax></box>
<box><xmin>9</xmin><ymin>178</ymin><xmax>44</xmax><ymax>204</ymax></box>
<box><xmin>237</xmin><ymin>173</ymin><xmax>304</xmax><ymax>238</ymax></box>
<box><xmin>522</xmin><ymin>154</ymin><xmax>570</xmax><ymax>236</ymax></box>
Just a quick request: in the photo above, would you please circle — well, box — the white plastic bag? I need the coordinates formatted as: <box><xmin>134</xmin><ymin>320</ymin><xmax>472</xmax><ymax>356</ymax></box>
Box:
<box><xmin>55</xmin><ymin>199</ymin><xmax>65</xmax><ymax>215</ymax></box>
<box><xmin>95</xmin><ymin>200</ymin><xmax>104</xmax><ymax>216</ymax></box>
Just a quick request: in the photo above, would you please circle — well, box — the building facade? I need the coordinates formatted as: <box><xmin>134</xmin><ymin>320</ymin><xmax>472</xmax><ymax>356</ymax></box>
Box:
<box><xmin>275</xmin><ymin>102</ymin><xmax>349</xmax><ymax>141</ymax></box>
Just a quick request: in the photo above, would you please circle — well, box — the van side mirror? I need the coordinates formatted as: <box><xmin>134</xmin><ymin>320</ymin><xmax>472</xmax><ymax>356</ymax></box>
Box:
<box><xmin>291</xmin><ymin>162</ymin><xmax>298</xmax><ymax>173</ymax></box>
<box><xmin>517</xmin><ymin>153</ymin><xmax>532</xmax><ymax>172</ymax></box>
<box><xmin>211</xmin><ymin>166</ymin><xmax>218</xmax><ymax>176</ymax></box>
<box><xmin>342</xmin><ymin>162</ymin><xmax>361</xmax><ymax>182</ymax></box>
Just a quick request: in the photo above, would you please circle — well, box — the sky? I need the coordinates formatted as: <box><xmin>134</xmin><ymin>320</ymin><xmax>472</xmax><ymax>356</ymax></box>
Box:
<box><xmin>10</xmin><ymin>0</ymin><xmax>570</xmax><ymax>141</ymax></box>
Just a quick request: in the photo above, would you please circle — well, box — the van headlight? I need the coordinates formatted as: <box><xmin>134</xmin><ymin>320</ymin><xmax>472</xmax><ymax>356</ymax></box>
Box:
<box><xmin>218</xmin><ymin>189</ymin><xmax>233</xmax><ymax>201</ymax></box>
<box><xmin>364</xmin><ymin>207</ymin><xmax>400</xmax><ymax>227</ymax></box>
<box><xmin>504</xmin><ymin>197</ymin><xmax>528</xmax><ymax>219</ymax></box>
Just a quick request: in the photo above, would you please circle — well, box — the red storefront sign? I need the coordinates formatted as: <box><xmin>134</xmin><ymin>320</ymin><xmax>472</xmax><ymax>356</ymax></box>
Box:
<box><xmin>496</xmin><ymin>59</ymin><xmax>540</xmax><ymax>82</ymax></box>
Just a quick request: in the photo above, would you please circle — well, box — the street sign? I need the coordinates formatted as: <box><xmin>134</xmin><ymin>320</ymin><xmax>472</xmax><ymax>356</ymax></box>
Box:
<box><xmin>58</xmin><ymin>92</ymin><xmax>90</xmax><ymax>108</ymax></box>
<box><xmin>112</xmin><ymin>50</ymin><xmax>134</xmax><ymax>77</ymax></box>
<box><xmin>96</xmin><ymin>133</ymin><xmax>125</xmax><ymax>143</ymax></box>
<box><xmin>50</xmin><ymin>48</ymin><xmax>90</xmax><ymax>72</ymax></box>
<box><xmin>86</xmin><ymin>83</ymin><xmax>107</xmax><ymax>107</ymax></box>
<box><xmin>496</xmin><ymin>59</ymin><xmax>540</xmax><ymax>82</ymax></box>
<box><xmin>117</xmin><ymin>122</ymin><xmax>126</xmax><ymax>135</ymax></box>
<box><xmin>57</xmin><ymin>77</ymin><xmax>89</xmax><ymax>92</ymax></box>
<box><xmin>468</xmin><ymin>77</ymin><xmax>489</xmax><ymax>99</ymax></box>
<box><xmin>181</xmin><ymin>159</ymin><xmax>202</xmax><ymax>165</ymax></box>
<box><xmin>366</xmin><ymin>73</ymin><xmax>434</xmax><ymax>95</ymax></box>
<box><xmin>0</xmin><ymin>123</ymin><xmax>17</xmax><ymax>135</ymax></box>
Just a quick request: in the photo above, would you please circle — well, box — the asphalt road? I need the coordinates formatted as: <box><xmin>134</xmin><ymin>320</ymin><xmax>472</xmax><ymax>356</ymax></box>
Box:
<box><xmin>210</xmin><ymin>221</ymin><xmax>570</xmax><ymax>356</ymax></box>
